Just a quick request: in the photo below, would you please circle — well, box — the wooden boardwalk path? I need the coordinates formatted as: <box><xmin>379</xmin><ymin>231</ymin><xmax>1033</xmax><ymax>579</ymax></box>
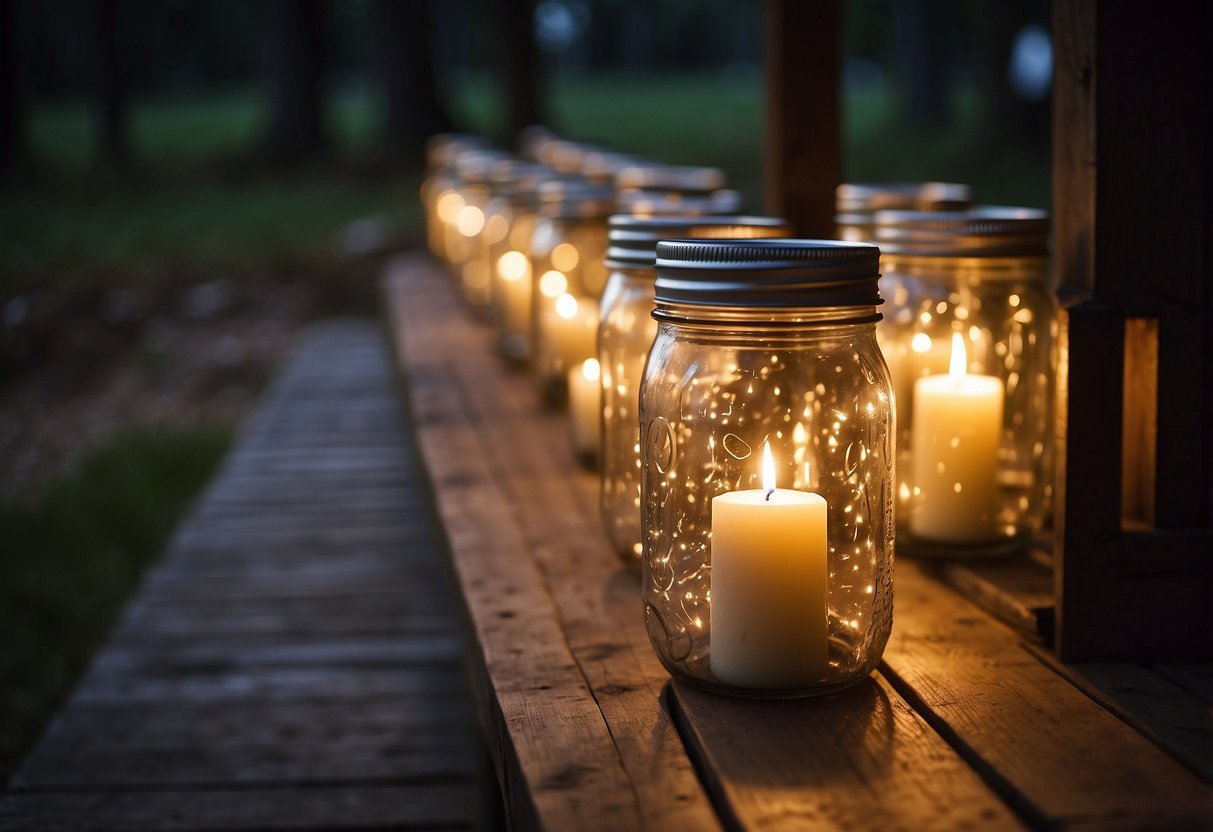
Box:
<box><xmin>0</xmin><ymin>320</ymin><xmax>486</xmax><ymax>831</ymax></box>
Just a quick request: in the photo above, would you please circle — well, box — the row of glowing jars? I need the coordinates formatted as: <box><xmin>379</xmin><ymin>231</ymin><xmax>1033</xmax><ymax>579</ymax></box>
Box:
<box><xmin>864</xmin><ymin>205</ymin><xmax>1055</xmax><ymax>555</ymax></box>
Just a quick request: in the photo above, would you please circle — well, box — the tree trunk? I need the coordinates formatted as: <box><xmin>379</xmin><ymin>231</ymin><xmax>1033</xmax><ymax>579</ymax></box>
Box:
<box><xmin>493</xmin><ymin>0</ymin><xmax>544</xmax><ymax>141</ymax></box>
<box><xmin>94</xmin><ymin>0</ymin><xmax>129</xmax><ymax>168</ymax></box>
<box><xmin>0</xmin><ymin>0</ymin><xmax>25</xmax><ymax>185</ymax></box>
<box><xmin>369</xmin><ymin>0</ymin><xmax>451</xmax><ymax>166</ymax></box>
<box><xmin>258</xmin><ymin>0</ymin><xmax>327</xmax><ymax>162</ymax></box>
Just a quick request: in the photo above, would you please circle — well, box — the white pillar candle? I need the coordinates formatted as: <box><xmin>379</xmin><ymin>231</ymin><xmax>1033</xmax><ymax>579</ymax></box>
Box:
<box><xmin>568</xmin><ymin>358</ymin><xmax>601</xmax><ymax>462</ymax></box>
<box><xmin>711</xmin><ymin>443</ymin><xmax>829</xmax><ymax>689</ymax></box>
<box><xmin>496</xmin><ymin>250</ymin><xmax>532</xmax><ymax>336</ymax></box>
<box><xmin>910</xmin><ymin>332</ymin><xmax>1004</xmax><ymax>542</ymax></box>
<box><xmin>543</xmin><ymin>293</ymin><xmax>599</xmax><ymax>370</ymax></box>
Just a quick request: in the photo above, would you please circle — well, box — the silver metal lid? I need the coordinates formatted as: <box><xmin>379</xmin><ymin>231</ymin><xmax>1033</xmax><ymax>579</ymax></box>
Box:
<box><xmin>874</xmin><ymin>206</ymin><xmax>1049</xmax><ymax>257</ymax></box>
<box><xmin>538</xmin><ymin>179</ymin><xmax>617</xmax><ymax>219</ymax></box>
<box><xmin>454</xmin><ymin>149</ymin><xmax>513</xmax><ymax>184</ymax></box>
<box><xmin>835</xmin><ymin>181</ymin><xmax>972</xmax><ymax>213</ymax></box>
<box><xmin>607</xmin><ymin>215</ymin><xmax>790</xmax><ymax>269</ymax></box>
<box><xmin>617</xmin><ymin>188</ymin><xmax>743</xmax><ymax>217</ymax></box>
<box><xmin>655</xmin><ymin>239</ymin><xmax>883</xmax><ymax>309</ymax></box>
<box><xmin>615</xmin><ymin>164</ymin><xmax>727</xmax><ymax>192</ymax></box>
<box><xmin>425</xmin><ymin>133</ymin><xmax>491</xmax><ymax>170</ymax></box>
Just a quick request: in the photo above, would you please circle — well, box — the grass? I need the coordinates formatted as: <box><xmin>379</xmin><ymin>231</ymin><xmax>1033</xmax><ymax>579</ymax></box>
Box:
<box><xmin>0</xmin><ymin>423</ymin><xmax>232</xmax><ymax>783</ymax></box>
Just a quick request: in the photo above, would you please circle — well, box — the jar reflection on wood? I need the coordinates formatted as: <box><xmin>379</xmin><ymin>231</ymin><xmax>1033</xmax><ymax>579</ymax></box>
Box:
<box><xmin>874</xmin><ymin>207</ymin><xmax>1055</xmax><ymax>555</ymax></box>
<box><xmin>530</xmin><ymin>180</ymin><xmax>615</xmax><ymax>403</ymax></box>
<box><xmin>641</xmin><ymin>240</ymin><xmax>894</xmax><ymax>698</ymax></box>
<box><xmin>834</xmin><ymin>182</ymin><xmax>972</xmax><ymax>242</ymax></box>
<box><xmin>600</xmin><ymin>215</ymin><xmax>791</xmax><ymax>569</ymax></box>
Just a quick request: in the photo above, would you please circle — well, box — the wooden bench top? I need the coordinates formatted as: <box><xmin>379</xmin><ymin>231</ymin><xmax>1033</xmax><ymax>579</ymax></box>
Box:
<box><xmin>385</xmin><ymin>256</ymin><xmax>1213</xmax><ymax>832</ymax></box>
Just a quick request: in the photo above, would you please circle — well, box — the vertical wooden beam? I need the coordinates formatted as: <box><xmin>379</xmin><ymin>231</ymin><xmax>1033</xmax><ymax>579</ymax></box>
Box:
<box><xmin>763</xmin><ymin>0</ymin><xmax>840</xmax><ymax>237</ymax></box>
<box><xmin>1052</xmin><ymin>0</ymin><xmax>1213</xmax><ymax>660</ymax></box>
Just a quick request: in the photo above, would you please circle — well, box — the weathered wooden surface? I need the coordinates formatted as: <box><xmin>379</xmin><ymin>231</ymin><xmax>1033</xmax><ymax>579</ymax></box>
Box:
<box><xmin>885</xmin><ymin>563</ymin><xmax>1212</xmax><ymax>829</ymax></box>
<box><xmin>387</xmin><ymin>259</ymin><xmax>722</xmax><ymax>832</ymax></box>
<box><xmin>386</xmin><ymin>255</ymin><xmax>1213</xmax><ymax>832</ymax></box>
<box><xmin>0</xmin><ymin>321</ymin><xmax>484</xmax><ymax>831</ymax></box>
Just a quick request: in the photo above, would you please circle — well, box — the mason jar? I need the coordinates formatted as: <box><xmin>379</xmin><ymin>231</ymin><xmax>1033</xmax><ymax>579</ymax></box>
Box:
<box><xmin>641</xmin><ymin>239</ymin><xmax>894</xmax><ymax>698</ymax></box>
<box><xmin>835</xmin><ymin>182</ymin><xmax>971</xmax><ymax>242</ymax></box>
<box><xmin>874</xmin><ymin>207</ymin><xmax>1055</xmax><ymax>556</ymax></box>
<box><xmin>420</xmin><ymin>134</ymin><xmax>489</xmax><ymax>262</ymax></box>
<box><xmin>600</xmin><ymin>215</ymin><xmax>791</xmax><ymax>569</ymax></box>
<box><xmin>446</xmin><ymin>149</ymin><xmax>509</xmax><ymax>285</ymax></box>
<box><xmin>530</xmin><ymin>180</ymin><xmax>614</xmax><ymax>403</ymax></box>
<box><xmin>486</xmin><ymin>165</ymin><xmax>565</xmax><ymax>363</ymax></box>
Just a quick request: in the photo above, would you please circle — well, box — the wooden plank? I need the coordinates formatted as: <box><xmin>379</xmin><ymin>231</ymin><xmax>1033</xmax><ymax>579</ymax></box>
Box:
<box><xmin>920</xmin><ymin>553</ymin><xmax>1054</xmax><ymax>641</ymax></box>
<box><xmin>1154</xmin><ymin>663</ymin><xmax>1213</xmax><ymax>709</ymax></box>
<box><xmin>1023</xmin><ymin>647</ymin><xmax>1213</xmax><ymax>783</ymax></box>
<box><xmin>0</xmin><ymin>784</ymin><xmax>476</xmax><ymax>831</ymax></box>
<box><xmin>4</xmin><ymin>320</ymin><xmax>483</xmax><ymax>830</ymax></box>
<box><xmin>387</xmin><ymin>257</ymin><xmax>723</xmax><ymax>831</ymax></box>
<box><xmin>670</xmin><ymin>675</ymin><xmax>1026</xmax><ymax>832</ymax></box>
<box><xmin>12</xmin><ymin>699</ymin><xmax>476</xmax><ymax>789</ymax></box>
<box><xmin>764</xmin><ymin>0</ymin><xmax>840</xmax><ymax>235</ymax></box>
<box><xmin>884</xmin><ymin>561</ymin><xmax>1213</xmax><ymax>829</ymax></box>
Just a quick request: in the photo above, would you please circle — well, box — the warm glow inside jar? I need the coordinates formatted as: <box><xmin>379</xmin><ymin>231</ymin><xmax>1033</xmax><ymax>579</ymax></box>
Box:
<box><xmin>874</xmin><ymin>207</ymin><xmax>1056</xmax><ymax>556</ymax></box>
<box><xmin>600</xmin><ymin>215</ymin><xmax>791</xmax><ymax>570</ymax></box>
<box><xmin>641</xmin><ymin>239</ymin><xmax>894</xmax><ymax>698</ymax></box>
<box><xmin>530</xmin><ymin>180</ymin><xmax>614</xmax><ymax>403</ymax></box>
<box><xmin>478</xmin><ymin>160</ymin><xmax>553</xmax><ymax>348</ymax></box>
<box><xmin>834</xmin><ymin>182</ymin><xmax>972</xmax><ymax>242</ymax></box>
<box><xmin>446</xmin><ymin>150</ymin><xmax>508</xmax><ymax>283</ymax></box>
<box><xmin>421</xmin><ymin>134</ymin><xmax>489</xmax><ymax>262</ymax></box>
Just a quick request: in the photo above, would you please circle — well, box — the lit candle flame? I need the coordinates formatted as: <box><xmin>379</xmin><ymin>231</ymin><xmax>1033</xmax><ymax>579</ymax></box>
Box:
<box><xmin>948</xmin><ymin>331</ymin><xmax>967</xmax><ymax>378</ymax></box>
<box><xmin>762</xmin><ymin>442</ymin><xmax>775</xmax><ymax>501</ymax></box>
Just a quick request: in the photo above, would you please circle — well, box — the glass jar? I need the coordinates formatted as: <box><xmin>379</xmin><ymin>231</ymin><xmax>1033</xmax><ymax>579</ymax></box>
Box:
<box><xmin>420</xmin><ymin>134</ymin><xmax>489</xmax><ymax>262</ymax></box>
<box><xmin>874</xmin><ymin>207</ymin><xmax>1055</xmax><ymax>556</ymax></box>
<box><xmin>834</xmin><ymin>182</ymin><xmax>971</xmax><ymax>242</ymax></box>
<box><xmin>444</xmin><ymin>150</ymin><xmax>507</xmax><ymax>285</ymax></box>
<box><xmin>486</xmin><ymin>166</ymin><xmax>564</xmax><ymax>363</ymax></box>
<box><xmin>530</xmin><ymin>180</ymin><xmax>614</xmax><ymax>403</ymax></box>
<box><xmin>641</xmin><ymin>239</ymin><xmax>894</xmax><ymax>698</ymax></box>
<box><xmin>600</xmin><ymin>215</ymin><xmax>791</xmax><ymax>569</ymax></box>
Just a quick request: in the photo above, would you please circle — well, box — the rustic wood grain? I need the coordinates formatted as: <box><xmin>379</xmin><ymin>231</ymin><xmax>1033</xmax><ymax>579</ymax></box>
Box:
<box><xmin>1</xmin><ymin>320</ymin><xmax>483</xmax><ymax>830</ymax></box>
<box><xmin>885</xmin><ymin>561</ymin><xmax>1213</xmax><ymax>829</ymax></box>
<box><xmin>671</xmin><ymin>676</ymin><xmax>1027</xmax><ymax>832</ymax></box>
<box><xmin>387</xmin><ymin>257</ymin><xmax>724</xmax><ymax>831</ymax></box>
<box><xmin>1024</xmin><ymin>647</ymin><xmax>1213</xmax><ymax>783</ymax></box>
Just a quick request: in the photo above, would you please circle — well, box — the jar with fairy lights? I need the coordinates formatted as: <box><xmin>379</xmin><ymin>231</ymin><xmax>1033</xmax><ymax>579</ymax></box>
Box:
<box><xmin>834</xmin><ymin>182</ymin><xmax>972</xmax><ymax>242</ymax></box>
<box><xmin>640</xmin><ymin>239</ymin><xmax>894</xmax><ymax>698</ymax></box>
<box><xmin>615</xmin><ymin>162</ymin><xmax>741</xmax><ymax>219</ymax></box>
<box><xmin>479</xmin><ymin>160</ymin><xmax>556</xmax><ymax>358</ymax></box>
<box><xmin>420</xmin><ymin>134</ymin><xmax>489</xmax><ymax>262</ymax></box>
<box><xmin>600</xmin><ymin>215</ymin><xmax>791</xmax><ymax>569</ymax></box>
<box><xmin>874</xmin><ymin>207</ymin><xmax>1055</xmax><ymax>556</ymax></box>
<box><xmin>530</xmin><ymin>180</ymin><xmax>615</xmax><ymax>403</ymax></box>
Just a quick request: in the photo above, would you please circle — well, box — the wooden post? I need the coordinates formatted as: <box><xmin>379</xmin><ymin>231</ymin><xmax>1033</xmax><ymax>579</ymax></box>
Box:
<box><xmin>763</xmin><ymin>0</ymin><xmax>840</xmax><ymax>236</ymax></box>
<box><xmin>1052</xmin><ymin>0</ymin><xmax>1213</xmax><ymax>660</ymax></box>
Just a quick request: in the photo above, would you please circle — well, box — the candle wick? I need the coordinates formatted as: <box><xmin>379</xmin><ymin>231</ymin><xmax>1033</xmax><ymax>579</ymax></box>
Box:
<box><xmin>765</xmin><ymin>489</ymin><xmax>773</xmax><ymax>502</ymax></box>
